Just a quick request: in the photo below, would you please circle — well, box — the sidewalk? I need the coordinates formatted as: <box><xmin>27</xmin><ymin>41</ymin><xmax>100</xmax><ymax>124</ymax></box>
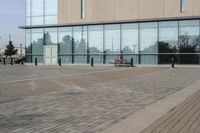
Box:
<box><xmin>102</xmin><ymin>80</ymin><xmax>200</xmax><ymax>133</ymax></box>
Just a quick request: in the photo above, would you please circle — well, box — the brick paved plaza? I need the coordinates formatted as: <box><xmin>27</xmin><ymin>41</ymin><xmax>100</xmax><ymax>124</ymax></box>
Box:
<box><xmin>0</xmin><ymin>65</ymin><xmax>200</xmax><ymax>133</ymax></box>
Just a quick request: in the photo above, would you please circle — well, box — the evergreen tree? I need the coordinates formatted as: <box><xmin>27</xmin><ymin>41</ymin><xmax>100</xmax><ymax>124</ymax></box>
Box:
<box><xmin>4</xmin><ymin>41</ymin><xmax>17</xmax><ymax>57</ymax></box>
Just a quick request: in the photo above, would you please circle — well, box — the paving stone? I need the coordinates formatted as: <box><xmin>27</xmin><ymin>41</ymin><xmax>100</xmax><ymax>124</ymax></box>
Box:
<box><xmin>0</xmin><ymin>66</ymin><xmax>200</xmax><ymax>133</ymax></box>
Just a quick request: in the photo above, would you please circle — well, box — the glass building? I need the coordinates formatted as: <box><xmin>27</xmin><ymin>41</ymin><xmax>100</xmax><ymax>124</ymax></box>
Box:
<box><xmin>22</xmin><ymin>0</ymin><xmax>200</xmax><ymax>65</ymax></box>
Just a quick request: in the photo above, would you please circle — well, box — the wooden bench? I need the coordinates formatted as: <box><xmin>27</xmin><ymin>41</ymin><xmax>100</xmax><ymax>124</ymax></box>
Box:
<box><xmin>115</xmin><ymin>59</ymin><xmax>131</xmax><ymax>67</ymax></box>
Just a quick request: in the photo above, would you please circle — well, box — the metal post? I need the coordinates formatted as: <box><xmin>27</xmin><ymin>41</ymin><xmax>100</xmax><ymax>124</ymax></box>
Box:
<box><xmin>138</xmin><ymin>51</ymin><xmax>141</xmax><ymax>64</ymax></box>
<box><xmin>103</xmin><ymin>51</ymin><xmax>106</xmax><ymax>64</ymax></box>
<box><xmin>59</xmin><ymin>58</ymin><xmax>61</xmax><ymax>67</ymax></box>
<box><xmin>87</xmin><ymin>49</ymin><xmax>90</xmax><ymax>64</ymax></box>
<box><xmin>91</xmin><ymin>57</ymin><xmax>94</xmax><ymax>67</ymax></box>
<box><xmin>172</xmin><ymin>57</ymin><xmax>175</xmax><ymax>68</ymax></box>
<box><xmin>3</xmin><ymin>58</ymin><xmax>5</xmax><ymax>65</ymax></box>
<box><xmin>21</xmin><ymin>59</ymin><xmax>24</xmax><ymax>65</ymax></box>
<box><xmin>120</xmin><ymin>50</ymin><xmax>123</xmax><ymax>60</ymax></box>
<box><xmin>35</xmin><ymin>58</ymin><xmax>37</xmax><ymax>66</ymax></box>
<box><xmin>11</xmin><ymin>58</ymin><xmax>13</xmax><ymax>66</ymax></box>
<box><xmin>131</xmin><ymin>58</ymin><xmax>134</xmax><ymax>68</ymax></box>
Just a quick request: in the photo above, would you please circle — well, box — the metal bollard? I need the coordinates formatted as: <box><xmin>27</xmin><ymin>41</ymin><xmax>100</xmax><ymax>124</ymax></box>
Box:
<box><xmin>3</xmin><ymin>58</ymin><xmax>6</xmax><ymax>65</ymax></box>
<box><xmin>91</xmin><ymin>58</ymin><xmax>94</xmax><ymax>67</ymax></box>
<box><xmin>59</xmin><ymin>58</ymin><xmax>61</xmax><ymax>66</ymax></box>
<box><xmin>21</xmin><ymin>59</ymin><xmax>24</xmax><ymax>65</ymax></box>
<box><xmin>35</xmin><ymin>58</ymin><xmax>37</xmax><ymax>66</ymax></box>
<box><xmin>11</xmin><ymin>58</ymin><xmax>13</xmax><ymax>66</ymax></box>
<box><xmin>171</xmin><ymin>58</ymin><xmax>175</xmax><ymax>68</ymax></box>
<box><xmin>131</xmin><ymin>58</ymin><xmax>134</xmax><ymax>68</ymax></box>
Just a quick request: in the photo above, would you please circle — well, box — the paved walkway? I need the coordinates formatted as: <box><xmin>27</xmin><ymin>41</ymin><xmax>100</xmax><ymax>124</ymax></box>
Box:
<box><xmin>141</xmin><ymin>83</ymin><xmax>200</xmax><ymax>133</ymax></box>
<box><xmin>0</xmin><ymin>66</ymin><xmax>200</xmax><ymax>133</ymax></box>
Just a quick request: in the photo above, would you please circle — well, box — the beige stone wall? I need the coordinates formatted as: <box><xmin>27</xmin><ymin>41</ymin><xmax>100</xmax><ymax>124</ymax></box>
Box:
<box><xmin>58</xmin><ymin>0</ymin><xmax>200</xmax><ymax>24</ymax></box>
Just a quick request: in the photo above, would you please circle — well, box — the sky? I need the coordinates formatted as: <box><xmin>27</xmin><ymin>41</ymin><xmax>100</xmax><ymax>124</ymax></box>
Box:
<box><xmin>0</xmin><ymin>0</ymin><xmax>25</xmax><ymax>48</ymax></box>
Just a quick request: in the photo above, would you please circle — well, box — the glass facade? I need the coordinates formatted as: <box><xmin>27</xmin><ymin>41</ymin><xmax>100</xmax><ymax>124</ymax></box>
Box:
<box><xmin>158</xmin><ymin>21</ymin><xmax>178</xmax><ymax>64</ymax></box>
<box><xmin>122</xmin><ymin>24</ymin><xmax>139</xmax><ymax>64</ymax></box>
<box><xmin>58</xmin><ymin>27</ymin><xmax>72</xmax><ymax>64</ymax></box>
<box><xmin>88</xmin><ymin>26</ymin><xmax>104</xmax><ymax>64</ymax></box>
<box><xmin>179</xmin><ymin>20</ymin><xmax>200</xmax><ymax>64</ymax></box>
<box><xmin>73</xmin><ymin>26</ymin><xmax>88</xmax><ymax>63</ymax></box>
<box><xmin>105</xmin><ymin>25</ymin><xmax>121</xmax><ymax>64</ymax></box>
<box><xmin>25</xmin><ymin>19</ymin><xmax>200</xmax><ymax>65</ymax></box>
<box><xmin>140</xmin><ymin>23</ymin><xmax>158</xmax><ymax>64</ymax></box>
<box><xmin>31</xmin><ymin>29</ymin><xmax>44</xmax><ymax>63</ymax></box>
<box><xmin>26</xmin><ymin>0</ymin><xmax>57</xmax><ymax>25</ymax></box>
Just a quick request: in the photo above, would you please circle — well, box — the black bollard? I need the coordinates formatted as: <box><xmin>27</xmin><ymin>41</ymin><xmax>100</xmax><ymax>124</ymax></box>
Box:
<box><xmin>35</xmin><ymin>58</ymin><xmax>37</xmax><ymax>66</ymax></box>
<box><xmin>3</xmin><ymin>58</ymin><xmax>6</xmax><ymax>65</ymax></box>
<box><xmin>11</xmin><ymin>58</ymin><xmax>13</xmax><ymax>66</ymax></box>
<box><xmin>131</xmin><ymin>58</ymin><xmax>134</xmax><ymax>68</ymax></box>
<box><xmin>21</xmin><ymin>58</ymin><xmax>24</xmax><ymax>65</ymax></box>
<box><xmin>59</xmin><ymin>58</ymin><xmax>61</xmax><ymax>66</ymax></box>
<box><xmin>103</xmin><ymin>51</ymin><xmax>106</xmax><ymax>64</ymax></box>
<box><xmin>91</xmin><ymin>58</ymin><xmax>94</xmax><ymax>67</ymax></box>
<box><xmin>171</xmin><ymin>58</ymin><xmax>175</xmax><ymax>68</ymax></box>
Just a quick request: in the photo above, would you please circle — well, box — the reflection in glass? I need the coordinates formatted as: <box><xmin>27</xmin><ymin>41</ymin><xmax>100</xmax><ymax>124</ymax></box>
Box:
<box><xmin>26</xmin><ymin>17</ymin><xmax>31</xmax><ymax>26</ymax></box>
<box><xmin>44</xmin><ymin>0</ymin><xmax>57</xmax><ymax>15</ymax></box>
<box><xmin>32</xmin><ymin>16</ymin><xmax>43</xmax><ymax>25</ymax></box>
<box><xmin>140</xmin><ymin>22</ymin><xmax>158</xmax><ymax>64</ymax></box>
<box><xmin>31</xmin><ymin>29</ymin><xmax>44</xmax><ymax>63</ymax></box>
<box><xmin>44</xmin><ymin>28</ymin><xmax>58</xmax><ymax>45</ymax></box>
<box><xmin>32</xmin><ymin>0</ymin><xmax>43</xmax><ymax>16</ymax></box>
<box><xmin>26</xmin><ymin>0</ymin><xmax>31</xmax><ymax>17</ymax></box>
<box><xmin>179</xmin><ymin>20</ymin><xmax>200</xmax><ymax>64</ymax></box>
<box><xmin>44</xmin><ymin>0</ymin><xmax>57</xmax><ymax>24</ymax></box>
<box><xmin>122</xmin><ymin>24</ymin><xmax>139</xmax><ymax>64</ymax></box>
<box><xmin>158</xmin><ymin>21</ymin><xmax>178</xmax><ymax>64</ymax></box>
<box><xmin>88</xmin><ymin>25</ymin><xmax>104</xmax><ymax>63</ymax></box>
<box><xmin>58</xmin><ymin>27</ymin><xmax>72</xmax><ymax>63</ymax></box>
<box><xmin>105</xmin><ymin>24</ymin><xmax>120</xmax><ymax>64</ymax></box>
<box><xmin>25</xmin><ymin>29</ymin><xmax>32</xmax><ymax>63</ymax></box>
<box><xmin>73</xmin><ymin>26</ymin><xmax>87</xmax><ymax>63</ymax></box>
<box><xmin>45</xmin><ymin>16</ymin><xmax>57</xmax><ymax>25</ymax></box>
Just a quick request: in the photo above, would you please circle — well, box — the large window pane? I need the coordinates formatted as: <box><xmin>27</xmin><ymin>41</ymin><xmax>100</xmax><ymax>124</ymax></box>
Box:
<box><xmin>44</xmin><ymin>0</ymin><xmax>57</xmax><ymax>24</ymax></box>
<box><xmin>88</xmin><ymin>25</ymin><xmax>104</xmax><ymax>64</ymax></box>
<box><xmin>105</xmin><ymin>24</ymin><xmax>120</xmax><ymax>64</ymax></box>
<box><xmin>179</xmin><ymin>20</ymin><xmax>200</xmax><ymax>64</ymax></box>
<box><xmin>140</xmin><ymin>22</ymin><xmax>158</xmax><ymax>64</ymax></box>
<box><xmin>73</xmin><ymin>26</ymin><xmax>87</xmax><ymax>63</ymax></box>
<box><xmin>32</xmin><ymin>0</ymin><xmax>43</xmax><ymax>16</ymax></box>
<box><xmin>26</xmin><ymin>17</ymin><xmax>31</xmax><ymax>26</ymax></box>
<box><xmin>26</xmin><ymin>0</ymin><xmax>31</xmax><ymax>17</ymax></box>
<box><xmin>32</xmin><ymin>16</ymin><xmax>43</xmax><ymax>25</ymax></box>
<box><xmin>45</xmin><ymin>16</ymin><xmax>57</xmax><ymax>25</ymax></box>
<box><xmin>158</xmin><ymin>21</ymin><xmax>178</xmax><ymax>64</ymax></box>
<box><xmin>44</xmin><ymin>0</ymin><xmax>57</xmax><ymax>15</ymax></box>
<box><xmin>31</xmin><ymin>29</ymin><xmax>44</xmax><ymax>63</ymax></box>
<box><xmin>122</xmin><ymin>24</ymin><xmax>139</xmax><ymax>64</ymax></box>
<box><xmin>58</xmin><ymin>27</ymin><xmax>72</xmax><ymax>63</ymax></box>
<box><xmin>25</xmin><ymin>29</ymin><xmax>32</xmax><ymax>63</ymax></box>
<box><xmin>44</xmin><ymin>28</ymin><xmax>58</xmax><ymax>45</ymax></box>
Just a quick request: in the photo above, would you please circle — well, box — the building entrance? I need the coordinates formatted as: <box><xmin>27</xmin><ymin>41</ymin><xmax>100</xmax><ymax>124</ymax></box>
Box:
<box><xmin>44</xmin><ymin>45</ymin><xmax>58</xmax><ymax>64</ymax></box>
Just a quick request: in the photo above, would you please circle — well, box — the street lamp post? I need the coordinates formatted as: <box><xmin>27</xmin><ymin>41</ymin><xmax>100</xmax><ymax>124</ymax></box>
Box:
<box><xmin>132</xmin><ymin>45</ymin><xmax>137</xmax><ymax>54</ymax></box>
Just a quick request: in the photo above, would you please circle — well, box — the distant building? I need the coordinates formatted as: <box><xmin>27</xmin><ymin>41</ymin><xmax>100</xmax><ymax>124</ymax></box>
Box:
<box><xmin>20</xmin><ymin>0</ymin><xmax>200</xmax><ymax>65</ymax></box>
